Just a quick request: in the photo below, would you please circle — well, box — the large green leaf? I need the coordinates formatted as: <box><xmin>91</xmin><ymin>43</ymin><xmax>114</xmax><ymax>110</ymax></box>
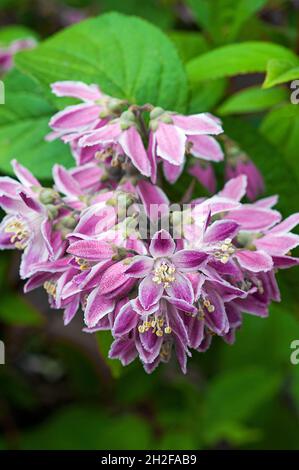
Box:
<box><xmin>168</xmin><ymin>31</ymin><xmax>208</xmax><ymax>64</ymax></box>
<box><xmin>260</xmin><ymin>104</ymin><xmax>299</xmax><ymax>182</ymax></box>
<box><xmin>202</xmin><ymin>366</ymin><xmax>281</xmax><ymax>445</ymax></box>
<box><xmin>16</xmin><ymin>13</ymin><xmax>188</xmax><ymax>112</ymax></box>
<box><xmin>19</xmin><ymin>406</ymin><xmax>152</xmax><ymax>450</ymax></box>
<box><xmin>0</xmin><ymin>293</ymin><xmax>43</xmax><ymax>326</ymax></box>
<box><xmin>187</xmin><ymin>41</ymin><xmax>298</xmax><ymax>84</ymax></box>
<box><xmin>263</xmin><ymin>59</ymin><xmax>299</xmax><ymax>88</ymax></box>
<box><xmin>0</xmin><ymin>69</ymin><xmax>72</xmax><ymax>179</ymax></box>
<box><xmin>218</xmin><ymin>85</ymin><xmax>288</xmax><ymax>115</ymax></box>
<box><xmin>187</xmin><ymin>0</ymin><xmax>267</xmax><ymax>44</ymax></box>
<box><xmin>223</xmin><ymin>116</ymin><xmax>299</xmax><ymax>215</ymax></box>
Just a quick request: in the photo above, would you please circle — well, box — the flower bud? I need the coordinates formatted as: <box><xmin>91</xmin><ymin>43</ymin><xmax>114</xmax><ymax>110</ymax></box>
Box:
<box><xmin>60</xmin><ymin>214</ymin><xmax>78</xmax><ymax>229</ymax></box>
<box><xmin>46</xmin><ymin>204</ymin><xmax>59</xmax><ymax>220</ymax></box>
<box><xmin>150</xmin><ymin>107</ymin><xmax>165</xmax><ymax>119</ymax></box>
<box><xmin>39</xmin><ymin>188</ymin><xmax>59</xmax><ymax>205</ymax></box>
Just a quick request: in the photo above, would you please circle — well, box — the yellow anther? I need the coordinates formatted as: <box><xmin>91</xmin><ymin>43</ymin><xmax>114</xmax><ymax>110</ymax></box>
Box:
<box><xmin>164</xmin><ymin>326</ymin><xmax>172</xmax><ymax>334</ymax></box>
<box><xmin>152</xmin><ymin>262</ymin><xmax>176</xmax><ymax>288</ymax></box>
<box><xmin>138</xmin><ymin>325</ymin><xmax>145</xmax><ymax>333</ymax></box>
<box><xmin>75</xmin><ymin>257</ymin><xmax>90</xmax><ymax>271</ymax></box>
<box><xmin>5</xmin><ymin>218</ymin><xmax>29</xmax><ymax>250</ymax></box>
<box><xmin>156</xmin><ymin>329</ymin><xmax>163</xmax><ymax>337</ymax></box>
<box><xmin>43</xmin><ymin>281</ymin><xmax>57</xmax><ymax>297</ymax></box>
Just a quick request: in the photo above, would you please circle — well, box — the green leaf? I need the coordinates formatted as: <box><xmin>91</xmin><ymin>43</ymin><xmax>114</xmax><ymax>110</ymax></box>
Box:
<box><xmin>187</xmin><ymin>0</ymin><xmax>268</xmax><ymax>44</ymax></box>
<box><xmin>19</xmin><ymin>406</ymin><xmax>152</xmax><ymax>450</ymax></box>
<box><xmin>16</xmin><ymin>13</ymin><xmax>188</xmax><ymax>112</ymax></box>
<box><xmin>0</xmin><ymin>25</ymin><xmax>37</xmax><ymax>46</ymax></box>
<box><xmin>96</xmin><ymin>330</ymin><xmax>122</xmax><ymax>379</ymax></box>
<box><xmin>223</xmin><ymin>116</ymin><xmax>299</xmax><ymax>215</ymax></box>
<box><xmin>101</xmin><ymin>0</ymin><xmax>174</xmax><ymax>29</ymax></box>
<box><xmin>0</xmin><ymin>69</ymin><xmax>72</xmax><ymax>179</ymax></box>
<box><xmin>0</xmin><ymin>293</ymin><xmax>43</xmax><ymax>326</ymax></box>
<box><xmin>218</xmin><ymin>85</ymin><xmax>288</xmax><ymax>115</ymax></box>
<box><xmin>263</xmin><ymin>59</ymin><xmax>299</xmax><ymax>88</ymax></box>
<box><xmin>202</xmin><ymin>367</ymin><xmax>281</xmax><ymax>445</ymax></box>
<box><xmin>168</xmin><ymin>31</ymin><xmax>208</xmax><ymax>64</ymax></box>
<box><xmin>260</xmin><ymin>104</ymin><xmax>299</xmax><ymax>183</ymax></box>
<box><xmin>187</xmin><ymin>41</ymin><xmax>298</xmax><ymax>85</ymax></box>
<box><xmin>189</xmin><ymin>79</ymin><xmax>227</xmax><ymax>113</ymax></box>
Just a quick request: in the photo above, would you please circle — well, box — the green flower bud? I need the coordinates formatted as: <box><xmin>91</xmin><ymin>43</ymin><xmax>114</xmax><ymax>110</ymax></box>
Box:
<box><xmin>39</xmin><ymin>188</ymin><xmax>59</xmax><ymax>205</ymax></box>
<box><xmin>47</xmin><ymin>204</ymin><xmax>59</xmax><ymax>220</ymax></box>
<box><xmin>60</xmin><ymin>214</ymin><xmax>77</xmax><ymax>229</ymax></box>
<box><xmin>150</xmin><ymin>107</ymin><xmax>165</xmax><ymax>119</ymax></box>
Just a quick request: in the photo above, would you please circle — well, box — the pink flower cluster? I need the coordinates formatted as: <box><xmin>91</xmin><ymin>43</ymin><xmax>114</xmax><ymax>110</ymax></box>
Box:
<box><xmin>0</xmin><ymin>38</ymin><xmax>36</xmax><ymax>74</ymax></box>
<box><xmin>0</xmin><ymin>81</ymin><xmax>298</xmax><ymax>374</ymax></box>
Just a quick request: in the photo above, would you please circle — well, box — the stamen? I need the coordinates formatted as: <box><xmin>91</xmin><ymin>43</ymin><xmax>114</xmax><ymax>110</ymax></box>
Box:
<box><xmin>43</xmin><ymin>281</ymin><xmax>57</xmax><ymax>297</ymax></box>
<box><xmin>214</xmin><ymin>238</ymin><xmax>235</xmax><ymax>263</ymax></box>
<box><xmin>75</xmin><ymin>257</ymin><xmax>90</xmax><ymax>271</ymax></box>
<box><xmin>152</xmin><ymin>262</ymin><xmax>176</xmax><ymax>288</ymax></box>
<box><xmin>138</xmin><ymin>314</ymin><xmax>170</xmax><ymax>337</ymax></box>
<box><xmin>4</xmin><ymin>218</ymin><xmax>30</xmax><ymax>250</ymax></box>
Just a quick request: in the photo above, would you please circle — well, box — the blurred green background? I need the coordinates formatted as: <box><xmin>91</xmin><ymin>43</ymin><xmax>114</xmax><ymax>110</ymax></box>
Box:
<box><xmin>0</xmin><ymin>0</ymin><xmax>299</xmax><ymax>450</ymax></box>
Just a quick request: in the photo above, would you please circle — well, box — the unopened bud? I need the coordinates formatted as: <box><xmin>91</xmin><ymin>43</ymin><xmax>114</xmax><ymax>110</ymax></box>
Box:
<box><xmin>150</xmin><ymin>107</ymin><xmax>165</xmax><ymax>119</ymax></box>
<box><xmin>47</xmin><ymin>204</ymin><xmax>59</xmax><ymax>219</ymax></box>
<box><xmin>39</xmin><ymin>188</ymin><xmax>59</xmax><ymax>205</ymax></box>
<box><xmin>60</xmin><ymin>214</ymin><xmax>77</xmax><ymax>229</ymax></box>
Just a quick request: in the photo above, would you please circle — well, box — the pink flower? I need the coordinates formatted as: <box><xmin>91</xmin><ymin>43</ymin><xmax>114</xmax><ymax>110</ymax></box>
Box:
<box><xmin>0</xmin><ymin>38</ymin><xmax>36</xmax><ymax>73</ymax></box>
<box><xmin>225</xmin><ymin>155</ymin><xmax>265</xmax><ymax>201</ymax></box>
<box><xmin>188</xmin><ymin>161</ymin><xmax>217</xmax><ymax>193</ymax></box>
<box><xmin>148</xmin><ymin>108</ymin><xmax>223</xmax><ymax>183</ymax></box>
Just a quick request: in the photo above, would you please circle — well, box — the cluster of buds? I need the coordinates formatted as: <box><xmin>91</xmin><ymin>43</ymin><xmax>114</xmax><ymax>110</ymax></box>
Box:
<box><xmin>0</xmin><ymin>81</ymin><xmax>298</xmax><ymax>374</ymax></box>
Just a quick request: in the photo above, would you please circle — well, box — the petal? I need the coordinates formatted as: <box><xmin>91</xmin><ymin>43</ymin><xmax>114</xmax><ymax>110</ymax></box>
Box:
<box><xmin>79</xmin><ymin>122</ymin><xmax>121</xmax><ymax>146</ymax></box>
<box><xmin>184</xmin><ymin>314</ymin><xmax>204</xmax><ymax>349</ymax></box>
<box><xmin>51</xmin><ymin>81</ymin><xmax>101</xmax><ymax>101</ymax></box>
<box><xmin>164</xmin><ymin>297</ymin><xmax>197</xmax><ymax>315</ymax></box>
<box><xmin>219</xmin><ymin>175</ymin><xmax>247</xmax><ymax>201</ymax></box>
<box><xmin>99</xmin><ymin>261</ymin><xmax>133</xmax><ymax>295</ymax></box>
<box><xmin>119</xmin><ymin>126</ymin><xmax>151</xmax><ymax>177</ymax></box>
<box><xmin>149</xmin><ymin>229</ymin><xmax>175</xmax><ymax>258</ymax></box>
<box><xmin>113</xmin><ymin>302</ymin><xmax>139</xmax><ymax>336</ymax></box>
<box><xmin>272</xmin><ymin>255</ymin><xmax>299</xmax><ymax>269</ymax></box>
<box><xmin>188</xmin><ymin>135</ymin><xmax>223</xmax><ymax>161</ymax></box>
<box><xmin>188</xmin><ymin>162</ymin><xmax>216</xmax><ymax>193</ymax></box>
<box><xmin>125</xmin><ymin>256</ymin><xmax>154</xmax><ymax>278</ymax></box>
<box><xmin>84</xmin><ymin>286</ymin><xmax>115</xmax><ymax>327</ymax></box>
<box><xmin>11</xmin><ymin>159</ymin><xmax>40</xmax><ymax>187</ymax></box>
<box><xmin>50</xmin><ymin>103</ymin><xmax>100</xmax><ymax>131</ymax></box>
<box><xmin>269</xmin><ymin>213</ymin><xmax>299</xmax><ymax>235</ymax></box>
<box><xmin>254</xmin><ymin>195</ymin><xmax>278</xmax><ymax>209</ymax></box>
<box><xmin>19</xmin><ymin>191</ymin><xmax>44</xmax><ymax>214</ymax></box>
<box><xmin>53</xmin><ymin>165</ymin><xmax>82</xmax><ymax>197</ymax></box>
<box><xmin>173</xmin><ymin>113</ymin><xmax>222</xmax><ymax>135</ymax></box>
<box><xmin>137</xmin><ymin>179</ymin><xmax>169</xmax><ymax>222</ymax></box>
<box><xmin>203</xmin><ymin>287</ymin><xmax>229</xmax><ymax>335</ymax></box>
<box><xmin>204</xmin><ymin>219</ymin><xmax>239</xmax><ymax>244</ymax></box>
<box><xmin>236</xmin><ymin>250</ymin><xmax>273</xmax><ymax>272</ymax></box>
<box><xmin>139</xmin><ymin>274</ymin><xmax>163</xmax><ymax>309</ymax></box>
<box><xmin>163</xmin><ymin>160</ymin><xmax>184</xmax><ymax>183</ymax></box>
<box><xmin>165</xmin><ymin>273</ymin><xmax>194</xmax><ymax>304</ymax></box>
<box><xmin>68</xmin><ymin>239</ymin><xmax>114</xmax><ymax>260</ymax></box>
<box><xmin>172</xmin><ymin>249</ymin><xmax>208</xmax><ymax>271</ymax></box>
<box><xmin>155</xmin><ymin>122</ymin><xmax>186</xmax><ymax>165</ymax></box>
<box><xmin>63</xmin><ymin>296</ymin><xmax>80</xmax><ymax>326</ymax></box>
<box><xmin>227</xmin><ymin>207</ymin><xmax>281</xmax><ymax>231</ymax></box>
<box><xmin>255</xmin><ymin>233</ymin><xmax>299</xmax><ymax>256</ymax></box>
<box><xmin>109</xmin><ymin>337</ymin><xmax>138</xmax><ymax>366</ymax></box>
